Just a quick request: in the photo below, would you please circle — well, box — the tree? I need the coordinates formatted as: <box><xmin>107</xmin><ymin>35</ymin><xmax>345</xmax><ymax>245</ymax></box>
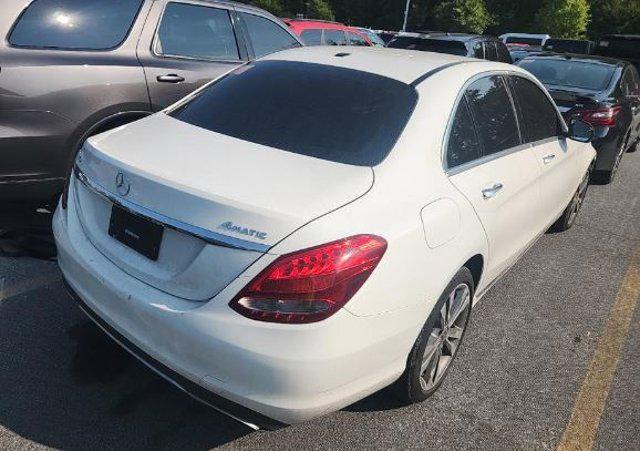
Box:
<box><xmin>250</xmin><ymin>0</ymin><xmax>285</xmax><ymax>16</ymax></box>
<box><xmin>308</xmin><ymin>0</ymin><xmax>336</xmax><ymax>21</ymax></box>
<box><xmin>432</xmin><ymin>0</ymin><xmax>494</xmax><ymax>34</ymax></box>
<box><xmin>535</xmin><ymin>0</ymin><xmax>590</xmax><ymax>39</ymax></box>
<box><xmin>588</xmin><ymin>0</ymin><xmax>640</xmax><ymax>38</ymax></box>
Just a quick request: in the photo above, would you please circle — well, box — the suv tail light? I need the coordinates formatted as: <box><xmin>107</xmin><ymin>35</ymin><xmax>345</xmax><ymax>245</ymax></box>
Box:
<box><xmin>229</xmin><ymin>235</ymin><xmax>387</xmax><ymax>324</ymax></box>
<box><xmin>578</xmin><ymin>105</ymin><xmax>621</xmax><ymax>127</ymax></box>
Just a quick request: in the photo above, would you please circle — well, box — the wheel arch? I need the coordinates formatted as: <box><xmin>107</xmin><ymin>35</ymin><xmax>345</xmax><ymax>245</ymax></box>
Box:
<box><xmin>462</xmin><ymin>254</ymin><xmax>484</xmax><ymax>291</ymax></box>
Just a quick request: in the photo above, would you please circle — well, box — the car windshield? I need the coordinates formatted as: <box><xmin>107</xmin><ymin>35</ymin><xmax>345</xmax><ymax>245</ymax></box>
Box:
<box><xmin>505</xmin><ymin>36</ymin><xmax>543</xmax><ymax>46</ymax></box>
<box><xmin>517</xmin><ymin>58</ymin><xmax>615</xmax><ymax>91</ymax></box>
<box><xmin>387</xmin><ymin>37</ymin><xmax>467</xmax><ymax>56</ymax></box>
<box><xmin>170</xmin><ymin>60</ymin><xmax>418</xmax><ymax>166</ymax></box>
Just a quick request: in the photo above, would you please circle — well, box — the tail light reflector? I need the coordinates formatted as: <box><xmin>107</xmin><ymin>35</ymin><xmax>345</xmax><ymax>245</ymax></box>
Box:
<box><xmin>578</xmin><ymin>105</ymin><xmax>621</xmax><ymax>127</ymax></box>
<box><xmin>229</xmin><ymin>235</ymin><xmax>387</xmax><ymax>324</ymax></box>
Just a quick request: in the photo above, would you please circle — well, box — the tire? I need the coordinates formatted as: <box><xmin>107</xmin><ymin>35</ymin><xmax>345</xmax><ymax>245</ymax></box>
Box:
<box><xmin>628</xmin><ymin>138</ymin><xmax>639</xmax><ymax>153</ymax></box>
<box><xmin>550</xmin><ymin>164</ymin><xmax>591</xmax><ymax>233</ymax></box>
<box><xmin>395</xmin><ymin>267</ymin><xmax>474</xmax><ymax>404</ymax></box>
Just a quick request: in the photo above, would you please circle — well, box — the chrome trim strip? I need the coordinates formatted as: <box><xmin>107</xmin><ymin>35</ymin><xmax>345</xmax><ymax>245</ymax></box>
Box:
<box><xmin>446</xmin><ymin>142</ymin><xmax>532</xmax><ymax>176</ymax></box>
<box><xmin>73</xmin><ymin>165</ymin><xmax>270</xmax><ymax>253</ymax></box>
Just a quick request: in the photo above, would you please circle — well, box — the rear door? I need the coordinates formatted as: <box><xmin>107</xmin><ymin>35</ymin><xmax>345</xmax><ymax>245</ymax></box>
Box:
<box><xmin>136</xmin><ymin>0</ymin><xmax>248</xmax><ymax>110</ymax></box>
<box><xmin>622</xmin><ymin>66</ymin><xmax>640</xmax><ymax>144</ymax></box>
<box><xmin>447</xmin><ymin>75</ymin><xmax>541</xmax><ymax>282</ymax></box>
<box><xmin>509</xmin><ymin>75</ymin><xmax>578</xmax><ymax>225</ymax></box>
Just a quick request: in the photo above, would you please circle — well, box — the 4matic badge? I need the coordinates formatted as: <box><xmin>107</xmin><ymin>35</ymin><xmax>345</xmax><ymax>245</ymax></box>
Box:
<box><xmin>218</xmin><ymin>221</ymin><xmax>268</xmax><ymax>241</ymax></box>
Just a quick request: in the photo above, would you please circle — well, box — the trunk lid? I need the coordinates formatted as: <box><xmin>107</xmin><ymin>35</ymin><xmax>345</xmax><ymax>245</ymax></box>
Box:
<box><xmin>546</xmin><ymin>87</ymin><xmax>602</xmax><ymax>118</ymax></box>
<box><xmin>73</xmin><ymin>114</ymin><xmax>373</xmax><ymax>301</ymax></box>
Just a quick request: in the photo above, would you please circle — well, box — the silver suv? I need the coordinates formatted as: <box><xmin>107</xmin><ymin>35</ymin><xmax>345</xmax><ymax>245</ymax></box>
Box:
<box><xmin>0</xmin><ymin>0</ymin><xmax>302</xmax><ymax>203</ymax></box>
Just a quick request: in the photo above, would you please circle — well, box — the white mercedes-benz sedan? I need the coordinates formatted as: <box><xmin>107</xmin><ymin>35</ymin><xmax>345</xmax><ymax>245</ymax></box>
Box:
<box><xmin>54</xmin><ymin>46</ymin><xmax>596</xmax><ymax>429</ymax></box>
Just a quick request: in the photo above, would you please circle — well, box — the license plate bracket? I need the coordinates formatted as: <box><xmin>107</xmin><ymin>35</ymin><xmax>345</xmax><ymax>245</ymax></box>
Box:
<box><xmin>108</xmin><ymin>204</ymin><xmax>164</xmax><ymax>261</ymax></box>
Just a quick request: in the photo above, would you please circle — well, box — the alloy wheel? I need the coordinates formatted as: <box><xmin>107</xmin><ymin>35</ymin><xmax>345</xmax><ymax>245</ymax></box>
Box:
<box><xmin>419</xmin><ymin>283</ymin><xmax>471</xmax><ymax>391</ymax></box>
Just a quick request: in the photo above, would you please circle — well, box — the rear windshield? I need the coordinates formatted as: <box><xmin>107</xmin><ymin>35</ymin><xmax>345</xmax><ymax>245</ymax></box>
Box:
<box><xmin>170</xmin><ymin>61</ymin><xmax>418</xmax><ymax>166</ymax></box>
<box><xmin>387</xmin><ymin>37</ymin><xmax>467</xmax><ymax>56</ymax></box>
<box><xmin>543</xmin><ymin>39</ymin><xmax>591</xmax><ymax>54</ymax></box>
<box><xmin>9</xmin><ymin>0</ymin><xmax>143</xmax><ymax>50</ymax></box>
<box><xmin>517</xmin><ymin>58</ymin><xmax>615</xmax><ymax>91</ymax></box>
<box><xmin>596</xmin><ymin>37</ymin><xmax>640</xmax><ymax>61</ymax></box>
<box><xmin>505</xmin><ymin>36</ymin><xmax>543</xmax><ymax>46</ymax></box>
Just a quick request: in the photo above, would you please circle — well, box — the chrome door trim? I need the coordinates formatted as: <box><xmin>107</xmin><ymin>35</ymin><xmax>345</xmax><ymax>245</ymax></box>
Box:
<box><xmin>73</xmin><ymin>165</ymin><xmax>270</xmax><ymax>253</ymax></box>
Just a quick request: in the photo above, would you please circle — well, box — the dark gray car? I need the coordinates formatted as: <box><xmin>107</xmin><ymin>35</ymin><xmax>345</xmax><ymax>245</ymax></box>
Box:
<box><xmin>0</xmin><ymin>0</ymin><xmax>302</xmax><ymax>203</ymax></box>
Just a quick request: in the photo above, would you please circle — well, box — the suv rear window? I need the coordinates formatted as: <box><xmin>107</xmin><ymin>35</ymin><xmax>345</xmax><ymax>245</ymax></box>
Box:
<box><xmin>388</xmin><ymin>37</ymin><xmax>467</xmax><ymax>56</ymax></box>
<box><xmin>517</xmin><ymin>58</ymin><xmax>615</xmax><ymax>91</ymax></box>
<box><xmin>9</xmin><ymin>0</ymin><xmax>143</xmax><ymax>50</ymax></box>
<box><xmin>170</xmin><ymin>61</ymin><xmax>418</xmax><ymax>166</ymax></box>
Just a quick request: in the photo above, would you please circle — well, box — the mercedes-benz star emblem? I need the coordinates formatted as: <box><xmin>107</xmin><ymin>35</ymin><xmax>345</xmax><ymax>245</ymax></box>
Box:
<box><xmin>115</xmin><ymin>171</ymin><xmax>130</xmax><ymax>197</ymax></box>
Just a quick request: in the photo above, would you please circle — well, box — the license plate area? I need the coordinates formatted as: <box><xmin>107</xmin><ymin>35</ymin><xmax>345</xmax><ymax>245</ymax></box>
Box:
<box><xmin>108</xmin><ymin>204</ymin><xmax>164</xmax><ymax>261</ymax></box>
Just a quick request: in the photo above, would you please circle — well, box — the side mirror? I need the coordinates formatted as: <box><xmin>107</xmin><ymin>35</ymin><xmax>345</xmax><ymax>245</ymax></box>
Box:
<box><xmin>566</xmin><ymin>119</ymin><xmax>595</xmax><ymax>143</ymax></box>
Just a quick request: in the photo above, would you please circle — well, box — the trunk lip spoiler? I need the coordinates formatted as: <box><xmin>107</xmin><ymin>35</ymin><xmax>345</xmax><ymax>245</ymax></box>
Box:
<box><xmin>72</xmin><ymin>164</ymin><xmax>271</xmax><ymax>254</ymax></box>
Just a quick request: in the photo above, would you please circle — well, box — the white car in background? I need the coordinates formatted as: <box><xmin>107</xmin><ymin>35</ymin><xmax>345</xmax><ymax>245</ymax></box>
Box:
<box><xmin>54</xmin><ymin>47</ymin><xmax>596</xmax><ymax>429</ymax></box>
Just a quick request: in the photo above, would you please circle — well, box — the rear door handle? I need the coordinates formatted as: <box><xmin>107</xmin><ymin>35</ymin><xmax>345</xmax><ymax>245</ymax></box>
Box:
<box><xmin>543</xmin><ymin>154</ymin><xmax>556</xmax><ymax>164</ymax></box>
<box><xmin>156</xmin><ymin>74</ymin><xmax>185</xmax><ymax>83</ymax></box>
<box><xmin>482</xmin><ymin>182</ymin><xmax>504</xmax><ymax>199</ymax></box>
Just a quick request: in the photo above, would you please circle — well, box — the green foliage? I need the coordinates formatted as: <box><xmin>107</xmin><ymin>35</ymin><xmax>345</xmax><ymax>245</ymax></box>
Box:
<box><xmin>535</xmin><ymin>0</ymin><xmax>590</xmax><ymax>39</ymax></box>
<box><xmin>250</xmin><ymin>0</ymin><xmax>285</xmax><ymax>16</ymax></box>
<box><xmin>432</xmin><ymin>0</ymin><xmax>494</xmax><ymax>34</ymax></box>
<box><xmin>308</xmin><ymin>0</ymin><xmax>336</xmax><ymax>20</ymax></box>
<box><xmin>589</xmin><ymin>0</ymin><xmax>640</xmax><ymax>38</ymax></box>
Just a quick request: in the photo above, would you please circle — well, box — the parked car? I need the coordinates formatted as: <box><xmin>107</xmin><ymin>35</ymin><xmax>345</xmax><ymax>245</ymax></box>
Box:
<box><xmin>542</xmin><ymin>39</ymin><xmax>595</xmax><ymax>55</ymax></box>
<box><xmin>507</xmin><ymin>43</ymin><xmax>539</xmax><ymax>63</ymax></box>
<box><xmin>282</xmin><ymin>19</ymin><xmax>372</xmax><ymax>46</ymax></box>
<box><xmin>517</xmin><ymin>54</ymin><xmax>640</xmax><ymax>183</ymax></box>
<box><xmin>0</xmin><ymin>0</ymin><xmax>302</xmax><ymax>203</ymax></box>
<box><xmin>374</xmin><ymin>30</ymin><xmax>397</xmax><ymax>44</ymax></box>
<box><xmin>595</xmin><ymin>35</ymin><xmax>640</xmax><ymax>72</ymax></box>
<box><xmin>55</xmin><ymin>46</ymin><xmax>596</xmax><ymax>429</ymax></box>
<box><xmin>499</xmin><ymin>33</ymin><xmax>550</xmax><ymax>48</ymax></box>
<box><xmin>387</xmin><ymin>32</ymin><xmax>512</xmax><ymax>63</ymax></box>
<box><xmin>354</xmin><ymin>27</ymin><xmax>386</xmax><ymax>47</ymax></box>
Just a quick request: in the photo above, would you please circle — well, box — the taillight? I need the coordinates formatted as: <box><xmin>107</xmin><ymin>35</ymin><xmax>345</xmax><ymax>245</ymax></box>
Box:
<box><xmin>578</xmin><ymin>105</ymin><xmax>621</xmax><ymax>127</ymax></box>
<box><xmin>229</xmin><ymin>234</ymin><xmax>387</xmax><ymax>324</ymax></box>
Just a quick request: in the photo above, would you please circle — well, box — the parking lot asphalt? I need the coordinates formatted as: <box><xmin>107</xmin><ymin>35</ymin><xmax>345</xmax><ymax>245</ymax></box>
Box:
<box><xmin>1</xmin><ymin>151</ymin><xmax>639</xmax><ymax>450</ymax></box>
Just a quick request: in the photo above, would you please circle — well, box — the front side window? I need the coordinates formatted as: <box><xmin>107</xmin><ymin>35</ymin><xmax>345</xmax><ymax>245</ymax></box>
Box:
<box><xmin>170</xmin><ymin>61</ymin><xmax>418</xmax><ymax>166</ymax></box>
<box><xmin>9</xmin><ymin>0</ymin><xmax>143</xmax><ymax>50</ymax></box>
<box><xmin>510</xmin><ymin>76</ymin><xmax>560</xmax><ymax>143</ymax></box>
<box><xmin>324</xmin><ymin>29</ymin><xmax>346</xmax><ymax>46</ymax></box>
<box><xmin>155</xmin><ymin>3</ymin><xmax>239</xmax><ymax>61</ymax></box>
<box><xmin>447</xmin><ymin>98</ymin><xmax>482</xmax><ymax>169</ymax></box>
<box><xmin>300</xmin><ymin>29</ymin><xmax>322</xmax><ymax>45</ymax></box>
<box><xmin>347</xmin><ymin>32</ymin><xmax>368</xmax><ymax>47</ymax></box>
<box><xmin>239</xmin><ymin>13</ymin><xmax>300</xmax><ymax>58</ymax></box>
<box><xmin>466</xmin><ymin>76</ymin><xmax>521</xmax><ymax>155</ymax></box>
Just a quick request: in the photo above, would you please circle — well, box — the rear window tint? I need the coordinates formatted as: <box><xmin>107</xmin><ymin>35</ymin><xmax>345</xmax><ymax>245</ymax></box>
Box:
<box><xmin>170</xmin><ymin>61</ymin><xmax>418</xmax><ymax>166</ymax></box>
<box><xmin>517</xmin><ymin>58</ymin><xmax>615</xmax><ymax>91</ymax></box>
<box><xmin>9</xmin><ymin>0</ymin><xmax>143</xmax><ymax>50</ymax></box>
<box><xmin>596</xmin><ymin>37</ymin><xmax>640</xmax><ymax>61</ymax></box>
<box><xmin>388</xmin><ymin>37</ymin><xmax>467</xmax><ymax>56</ymax></box>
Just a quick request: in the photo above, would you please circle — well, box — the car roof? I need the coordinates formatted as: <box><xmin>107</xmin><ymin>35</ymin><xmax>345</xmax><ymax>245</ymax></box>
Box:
<box><xmin>396</xmin><ymin>32</ymin><xmax>487</xmax><ymax>42</ymax></box>
<box><xmin>260</xmin><ymin>46</ymin><xmax>495</xmax><ymax>85</ymax></box>
<box><xmin>519</xmin><ymin>52</ymin><xmax>625</xmax><ymax>67</ymax></box>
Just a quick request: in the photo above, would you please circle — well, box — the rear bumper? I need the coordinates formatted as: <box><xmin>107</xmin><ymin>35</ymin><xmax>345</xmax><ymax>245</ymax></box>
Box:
<box><xmin>0</xmin><ymin>176</ymin><xmax>64</xmax><ymax>201</ymax></box>
<box><xmin>63</xmin><ymin>278</ymin><xmax>283</xmax><ymax>430</ymax></box>
<box><xmin>593</xmin><ymin>129</ymin><xmax>625</xmax><ymax>172</ymax></box>
<box><xmin>53</xmin><ymin>194</ymin><xmax>417</xmax><ymax>426</ymax></box>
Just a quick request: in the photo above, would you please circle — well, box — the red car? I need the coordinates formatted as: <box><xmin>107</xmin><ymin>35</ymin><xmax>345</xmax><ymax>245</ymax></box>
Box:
<box><xmin>282</xmin><ymin>19</ymin><xmax>373</xmax><ymax>47</ymax></box>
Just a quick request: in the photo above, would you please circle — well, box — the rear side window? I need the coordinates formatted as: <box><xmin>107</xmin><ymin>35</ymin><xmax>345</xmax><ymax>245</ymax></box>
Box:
<box><xmin>9</xmin><ymin>0</ymin><xmax>143</xmax><ymax>50</ymax></box>
<box><xmin>155</xmin><ymin>3</ymin><xmax>239</xmax><ymax>61</ymax></box>
<box><xmin>301</xmin><ymin>29</ymin><xmax>322</xmax><ymax>45</ymax></box>
<box><xmin>447</xmin><ymin>98</ymin><xmax>482</xmax><ymax>169</ymax></box>
<box><xmin>484</xmin><ymin>42</ymin><xmax>498</xmax><ymax>61</ymax></box>
<box><xmin>170</xmin><ymin>60</ymin><xmax>418</xmax><ymax>166</ymax></box>
<box><xmin>324</xmin><ymin>30</ymin><xmax>346</xmax><ymax>46</ymax></box>
<box><xmin>510</xmin><ymin>76</ymin><xmax>560</xmax><ymax>143</ymax></box>
<box><xmin>388</xmin><ymin>37</ymin><xmax>468</xmax><ymax>56</ymax></box>
<box><xmin>466</xmin><ymin>76</ymin><xmax>520</xmax><ymax>155</ymax></box>
<box><xmin>239</xmin><ymin>13</ymin><xmax>300</xmax><ymax>58</ymax></box>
